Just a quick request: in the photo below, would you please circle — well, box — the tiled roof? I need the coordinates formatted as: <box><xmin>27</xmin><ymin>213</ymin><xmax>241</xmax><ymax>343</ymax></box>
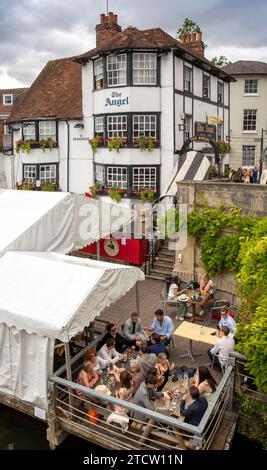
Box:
<box><xmin>7</xmin><ymin>58</ymin><xmax>82</xmax><ymax>123</ymax></box>
<box><xmin>75</xmin><ymin>26</ymin><xmax>234</xmax><ymax>80</ymax></box>
<box><xmin>0</xmin><ymin>88</ymin><xmax>28</xmax><ymax>116</ymax></box>
<box><xmin>223</xmin><ymin>60</ymin><xmax>267</xmax><ymax>75</ymax></box>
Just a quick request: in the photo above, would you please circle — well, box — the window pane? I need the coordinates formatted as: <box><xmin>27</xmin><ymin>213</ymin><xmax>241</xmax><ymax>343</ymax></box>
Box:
<box><xmin>107</xmin><ymin>167</ymin><xmax>127</xmax><ymax>189</ymax></box>
<box><xmin>95</xmin><ymin>116</ymin><xmax>104</xmax><ymax>133</ymax></box>
<box><xmin>132</xmin><ymin>167</ymin><xmax>157</xmax><ymax>190</ymax></box>
<box><xmin>39</xmin><ymin>121</ymin><xmax>56</xmax><ymax>140</ymax></box>
<box><xmin>184</xmin><ymin>117</ymin><xmax>191</xmax><ymax>141</ymax></box>
<box><xmin>107</xmin><ymin>54</ymin><xmax>127</xmax><ymax>86</ymax></box>
<box><xmin>242</xmin><ymin>146</ymin><xmax>255</xmax><ymax>166</ymax></box>
<box><xmin>23</xmin><ymin>122</ymin><xmax>36</xmax><ymax>141</ymax></box>
<box><xmin>107</xmin><ymin>115</ymin><xmax>127</xmax><ymax>138</ymax></box>
<box><xmin>133</xmin><ymin>53</ymin><xmax>157</xmax><ymax>85</ymax></box>
<box><xmin>244</xmin><ymin>80</ymin><xmax>258</xmax><ymax>94</ymax></box>
<box><xmin>184</xmin><ymin>68</ymin><xmax>192</xmax><ymax>92</ymax></box>
<box><xmin>24</xmin><ymin>165</ymin><xmax>36</xmax><ymax>182</ymax></box>
<box><xmin>243</xmin><ymin>109</ymin><xmax>257</xmax><ymax>131</ymax></box>
<box><xmin>40</xmin><ymin>164</ymin><xmax>57</xmax><ymax>183</ymax></box>
<box><xmin>95</xmin><ymin>165</ymin><xmax>105</xmax><ymax>185</ymax></box>
<box><xmin>133</xmin><ymin>115</ymin><xmax>157</xmax><ymax>140</ymax></box>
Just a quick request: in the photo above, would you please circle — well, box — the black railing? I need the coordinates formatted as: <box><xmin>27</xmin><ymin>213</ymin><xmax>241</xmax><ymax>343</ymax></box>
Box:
<box><xmin>144</xmin><ymin>237</ymin><xmax>163</xmax><ymax>275</ymax></box>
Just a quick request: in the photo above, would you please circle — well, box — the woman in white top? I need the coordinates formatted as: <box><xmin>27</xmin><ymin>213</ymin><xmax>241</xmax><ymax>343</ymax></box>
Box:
<box><xmin>200</xmin><ymin>273</ymin><xmax>214</xmax><ymax>295</ymax></box>
<box><xmin>168</xmin><ymin>276</ymin><xmax>184</xmax><ymax>299</ymax></box>
<box><xmin>98</xmin><ymin>337</ymin><xmax>123</xmax><ymax>365</ymax></box>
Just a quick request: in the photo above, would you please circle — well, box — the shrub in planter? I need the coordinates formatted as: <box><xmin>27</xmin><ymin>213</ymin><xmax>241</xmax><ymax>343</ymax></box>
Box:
<box><xmin>135</xmin><ymin>135</ymin><xmax>157</xmax><ymax>152</ymax></box>
<box><xmin>107</xmin><ymin>187</ymin><xmax>124</xmax><ymax>203</ymax></box>
<box><xmin>107</xmin><ymin>136</ymin><xmax>127</xmax><ymax>153</ymax></box>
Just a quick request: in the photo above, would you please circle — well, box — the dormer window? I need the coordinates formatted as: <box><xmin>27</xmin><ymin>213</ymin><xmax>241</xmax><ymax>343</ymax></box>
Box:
<box><xmin>107</xmin><ymin>54</ymin><xmax>127</xmax><ymax>86</ymax></box>
<box><xmin>94</xmin><ymin>58</ymin><xmax>104</xmax><ymax>90</ymax></box>
<box><xmin>3</xmin><ymin>94</ymin><xmax>13</xmax><ymax>105</ymax></box>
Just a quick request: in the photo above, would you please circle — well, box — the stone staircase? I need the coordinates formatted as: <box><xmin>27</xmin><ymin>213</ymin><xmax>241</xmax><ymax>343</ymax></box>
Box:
<box><xmin>146</xmin><ymin>240</ymin><xmax>175</xmax><ymax>281</ymax></box>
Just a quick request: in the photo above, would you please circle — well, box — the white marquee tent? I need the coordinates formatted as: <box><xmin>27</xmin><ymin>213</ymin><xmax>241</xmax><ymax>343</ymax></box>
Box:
<box><xmin>0</xmin><ymin>251</ymin><xmax>144</xmax><ymax>409</ymax></box>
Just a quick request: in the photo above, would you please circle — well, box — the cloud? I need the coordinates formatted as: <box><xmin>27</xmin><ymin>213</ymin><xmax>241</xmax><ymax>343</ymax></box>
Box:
<box><xmin>0</xmin><ymin>0</ymin><xmax>266</xmax><ymax>88</ymax></box>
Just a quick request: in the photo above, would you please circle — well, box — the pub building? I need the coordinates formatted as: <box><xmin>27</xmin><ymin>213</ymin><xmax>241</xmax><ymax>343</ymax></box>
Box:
<box><xmin>5</xmin><ymin>11</ymin><xmax>233</xmax><ymax>197</ymax></box>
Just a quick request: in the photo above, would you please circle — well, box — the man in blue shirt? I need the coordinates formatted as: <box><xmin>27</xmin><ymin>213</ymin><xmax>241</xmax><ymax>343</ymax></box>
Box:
<box><xmin>147</xmin><ymin>332</ymin><xmax>166</xmax><ymax>355</ymax></box>
<box><xmin>144</xmin><ymin>309</ymin><xmax>174</xmax><ymax>345</ymax></box>
<box><xmin>218</xmin><ymin>307</ymin><xmax>237</xmax><ymax>335</ymax></box>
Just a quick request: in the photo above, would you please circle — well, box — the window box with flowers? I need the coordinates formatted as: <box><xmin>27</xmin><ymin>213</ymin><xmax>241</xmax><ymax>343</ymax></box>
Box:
<box><xmin>216</xmin><ymin>141</ymin><xmax>230</xmax><ymax>154</ymax></box>
<box><xmin>106</xmin><ymin>137</ymin><xmax>127</xmax><ymax>153</ymax></box>
<box><xmin>89</xmin><ymin>135</ymin><xmax>103</xmax><ymax>153</ymax></box>
<box><xmin>135</xmin><ymin>135</ymin><xmax>157</xmax><ymax>152</ymax></box>
<box><xmin>16</xmin><ymin>138</ymin><xmax>57</xmax><ymax>154</ymax></box>
<box><xmin>132</xmin><ymin>187</ymin><xmax>156</xmax><ymax>202</ymax></box>
<box><xmin>89</xmin><ymin>183</ymin><xmax>103</xmax><ymax>198</ymax></box>
<box><xmin>107</xmin><ymin>187</ymin><xmax>126</xmax><ymax>203</ymax></box>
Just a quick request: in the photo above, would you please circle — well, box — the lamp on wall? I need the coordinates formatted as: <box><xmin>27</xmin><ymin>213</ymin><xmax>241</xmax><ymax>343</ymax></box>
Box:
<box><xmin>22</xmin><ymin>122</ymin><xmax>33</xmax><ymax>128</ymax></box>
<box><xmin>74</xmin><ymin>123</ymin><xmax>84</xmax><ymax>129</ymax></box>
<box><xmin>9</xmin><ymin>125</ymin><xmax>20</xmax><ymax>132</ymax></box>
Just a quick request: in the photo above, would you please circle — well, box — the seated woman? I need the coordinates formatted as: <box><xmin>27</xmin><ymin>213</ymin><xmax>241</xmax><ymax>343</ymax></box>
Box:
<box><xmin>130</xmin><ymin>360</ymin><xmax>144</xmax><ymax>395</ymax></box>
<box><xmin>199</xmin><ymin>272</ymin><xmax>214</xmax><ymax>316</ymax></box>
<box><xmin>155</xmin><ymin>352</ymin><xmax>174</xmax><ymax>391</ymax></box>
<box><xmin>98</xmin><ymin>337</ymin><xmax>124</xmax><ymax>365</ymax></box>
<box><xmin>195</xmin><ymin>366</ymin><xmax>217</xmax><ymax>402</ymax></box>
<box><xmin>168</xmin><ymin>276</ymin><xmax>184</xmax><ymax>299</ymax></box>
<box><xmin>97</xmin><ymin>323</ymin><xmax>130</xmax><ymax>353</ymax></box>
<box><xmin>76</xmin><ymin>348</ymin><xmax>99</xmax><ymax>400</ymax></box>
<box><xmin>114</xmin><ymin>370</ymin><xmax>134</xmax><ymax>415</ymax></box>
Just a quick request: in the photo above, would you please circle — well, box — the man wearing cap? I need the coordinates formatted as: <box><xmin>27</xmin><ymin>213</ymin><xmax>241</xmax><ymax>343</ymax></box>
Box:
<box><xmin>218</xmin><ymin>307</ymin><xmax>237</xmax><ymax>335</ymax></box>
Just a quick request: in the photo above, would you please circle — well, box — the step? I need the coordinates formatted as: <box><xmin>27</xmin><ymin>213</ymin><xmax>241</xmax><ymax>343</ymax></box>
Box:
<box><xmin>157</xmin><ymin>249</ymin><xmax>174</xmax><ymax>257</ymax></box>
<box><xmin>150</xmin><ymin>267</ymin><xmax>173</xmax><ymax>275</ymax></box>
<box><xmin>146</xmin><ymin>273</ymin><xmax>166</xmax><ymax>281</ymax></box>
<box><xmin>153</xmin><ymin>261</ymin><xmax>174</xmax><ymax>269</ymax></box>
<box><xmin>156</xmin><ymin>255</ymin><xmax>175</xmax><ymax>263</ymax></box>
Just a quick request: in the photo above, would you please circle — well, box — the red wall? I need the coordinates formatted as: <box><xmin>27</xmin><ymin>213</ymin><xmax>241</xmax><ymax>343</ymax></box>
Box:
<box><xmin>80</xmin><ymin>238</ymin><xmax>148</xmax><ymax>265</ymax></box>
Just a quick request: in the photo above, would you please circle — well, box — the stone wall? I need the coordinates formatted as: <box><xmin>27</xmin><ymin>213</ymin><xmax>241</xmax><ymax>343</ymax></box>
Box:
<box><xmin>172</xmin><ymin>181</ymin><xmax>267</xmax><ymax>303</ymax></box>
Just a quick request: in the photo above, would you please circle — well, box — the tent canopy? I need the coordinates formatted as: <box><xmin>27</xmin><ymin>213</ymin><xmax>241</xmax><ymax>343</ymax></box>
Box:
<box><xmin>0</xmin><ymin>251</ymin><xmax>145</xmax><ymax>342</ymax></box>
<box><xmin>0</xmin><ymin>189</ymin><xmax>74</xmax><ymax>256</ymax></box>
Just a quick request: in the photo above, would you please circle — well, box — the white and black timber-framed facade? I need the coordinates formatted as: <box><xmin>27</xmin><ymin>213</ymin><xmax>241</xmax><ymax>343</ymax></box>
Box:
<box><xmin>6</xmin><ymin>12</ymin><xmax>234</xmax><ymax>196</ymax></box>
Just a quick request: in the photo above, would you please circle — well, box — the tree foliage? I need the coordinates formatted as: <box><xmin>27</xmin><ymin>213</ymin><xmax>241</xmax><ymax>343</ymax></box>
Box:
<box><xmin>210</xmin><ymin>55</ymin><xmax>232</xmax><ymax>67</ymax></box>
<box><xmin>177</xmin><ymin>18</ymin><xmax>201</xmax><ymax>41</ymax></box>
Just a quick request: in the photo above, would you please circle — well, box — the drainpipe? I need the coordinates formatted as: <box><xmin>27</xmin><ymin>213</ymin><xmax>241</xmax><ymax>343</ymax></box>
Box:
<box><xmin>65</xmin><ymin>120</ymin><xmax>70</xmax><ymax>192</ymax></box>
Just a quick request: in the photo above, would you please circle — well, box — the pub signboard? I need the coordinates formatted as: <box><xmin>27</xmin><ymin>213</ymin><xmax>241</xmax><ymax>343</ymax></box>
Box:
<box><xmin>195</xmin><ymin>122</ymin><xmax>216</xmax><ymax>140</ymax></box>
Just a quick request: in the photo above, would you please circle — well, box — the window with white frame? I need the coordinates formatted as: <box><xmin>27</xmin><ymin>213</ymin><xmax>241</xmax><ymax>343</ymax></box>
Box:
<box><xmin>184</xmin><ymin>67</ymin><xmax>192</xmax><ymax>92</ymax></box>
<box><xmin>218</xmin><ymin>81</ymin><xmax>224</xmax><ymax>103</ymax></box>
<box><xmin>203</xmin><ymin>74</ymin><xmax>210</xmax><ymax>99</ymax></box>
<box><xmin>40</xmin><ymin>164</ymin><xmax>57</xmax><ymax>183</ymax></box>
<box><xmin>23</xmin><ymin>122</ymin><xmax>36</xmax><ymax>140</ymax></box>
<box><xmin>242</xmin><ymin>146</ymin><xmax>255</xmax><ymax>166</ymax></box>
<box><xmin>243</xmin><ymin>109</ymin><xmax>257</xmax><ymax>131</ymax></box>
<box><xmin>3</xmin><ymin>94</ymin><xmax>13</xmax><ymax>105</ymax></box>
<box><xmin>217</xmin><ymin>123</ymin><xmax>223</xmax><ymax>141</ymax></box>
<box><xmin>132</xmin><ymin>167</ymin><xmax>157</xmax><ymax>190</ymax></box>
<box><xmin>94</xmin><ymin>58</ymin><xmax>104</xmax><ymax>89</ymax></box>
<box><xmin>95</xmin><ymin>165</ymin><xmax>105</xmax><ymax>185</ymax></box>
<box><xmin>95</xmin><ymin>116</ymin><xmax>104</xmax><ymax>134</ymax></box>
<box><xmin>107</xmin><ymin>115</ymin><xmax>127</xmax><ymax>138</ymax></box>
<box><xmin>107</xmin><ymin>166</ymin><xmax>127</xmax><ymax>189</ymax></box>
<box><xmin>183</xmin><ymin>116</ymin><xmax>191</xmax><ymax>142</ymax></box>
<box><xmin>133</xmin><ymin>53</ymin><xmax>157</xmax><ymax>85</ymax></box>
<box><xmin>24</xmin><ymin>165</ymin><xmax>37</xmax><ymax>183</ymax></box>
<box><xmin>244</xmin><ymin>79</ymin><xmax>258</xmax><ymax>95</ymax></box>
<box><xmin>107</xmin><ymin>54</ymin><xmax>127</xmax><ymax>86</ymax></box>
<box><xmin>133</xmin><ymin>115</ymin><xmax>157</xmax><ymax>140</ymax></box>
<box><xmin>39</xmin><ymin>121</ymin><xmax>56</xmax><ymax>140</ymax></box>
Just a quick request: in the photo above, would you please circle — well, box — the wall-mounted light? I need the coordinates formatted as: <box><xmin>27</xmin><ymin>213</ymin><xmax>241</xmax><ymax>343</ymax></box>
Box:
<box><xmin>22</xmin><ymin>122</ymin><xmax>33</xmax><ymax>128</ymax></box>
<box><xmin>74</xmin><ymin>123</ymin><xmax>84</xmax><ymax>129</ymax></box>
<box><xmin>178</xmin><ymin>124</ymin><xmax>185</xmax><ymax>131</ymax></box>
<box><xmin>10</xmin><ymin>125</ymin><xmax>20</xmax><ymax>131</ymax></box>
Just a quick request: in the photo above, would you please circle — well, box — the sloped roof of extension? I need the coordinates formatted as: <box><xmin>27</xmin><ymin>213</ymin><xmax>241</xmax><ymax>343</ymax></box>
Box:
<box><xmin>75</xmin><ymin>26</ymin><xmax>234</xmax><ymax>81</ymax></box>
<box><xmin>7</xmin><ymin>58</ymin><xmax>82</xmax><ymax>123</ymax></box>
<box><xmin>223</xmin><ymin>60</ymin><xmax>267</xmax><ymax>75</ymax></box>
<box><xmin>0</xmin><ymin>88</ymin><xmax>28</xmax><ymax>115</ymax></box>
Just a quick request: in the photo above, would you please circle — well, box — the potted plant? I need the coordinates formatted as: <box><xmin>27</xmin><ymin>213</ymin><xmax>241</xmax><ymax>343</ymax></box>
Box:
<box><xmin>135</xmin><ymin>135</ymin><xmax>157</xmax><ymax>152</ymax></box>
<box><xmin>139</xmin><ymin>187</ymin><xmax>155</xmax><ymax>203</ymax></box>
<box><xmin>90</xmin><ymin>183</ymin><xmax>102</xmax><ymax>198</ymax></box>
<box><xmin>22</xmin><ymin>181</ymin><xmax>35</xmax><ymax>190</ymax></box>
<box><xmin>89</xmin><ymin>135</ymin><xmax>103</xmax><ymax>153</ymax></box>
<box><xmin>107</xmin><ymin>187</ymin><xmax>124</xmax><ymax>203</ymax></box>
<box><xmin>107</xmin><ymin>136</ymin><xmax>127</xmax><ymax>153</ymax></box>
<box><xmin>216</xmin><ymin>141</ymin><xmax>230</xmax><ymax>154</ymax></box>
<box><xmin>40</xmin><ymin>138</ymin><xmax>57</xmax><ymax>152</ymax></box>
<box><xmin>41</xmin><ymin>182</ymin><xmax>56</xmax><ymax>191</ymax></box>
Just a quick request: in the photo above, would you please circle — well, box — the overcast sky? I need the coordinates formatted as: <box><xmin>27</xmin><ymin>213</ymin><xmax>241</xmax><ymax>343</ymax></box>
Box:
<box><xmin>1</xmin><ymin>0</ymin><xmax>267</xmax><ymax>88</ymax></box>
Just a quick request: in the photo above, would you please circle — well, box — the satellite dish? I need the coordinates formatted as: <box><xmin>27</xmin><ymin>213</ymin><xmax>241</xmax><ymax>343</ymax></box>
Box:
<box><xmin>180</xmin><ymin>112</ymin><xmax>185</xmax><ymax>120</ymax></box>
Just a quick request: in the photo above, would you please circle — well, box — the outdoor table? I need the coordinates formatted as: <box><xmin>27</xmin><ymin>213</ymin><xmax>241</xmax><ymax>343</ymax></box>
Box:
<box><xmin>183</xmin><ymin>289</ymin><xmax>209</xmax><ymax>322</ymax></box>
<box><xmin>173</xmin><ymin>321</ymin><xmax>219</xmax><ymax>362</ymax></box>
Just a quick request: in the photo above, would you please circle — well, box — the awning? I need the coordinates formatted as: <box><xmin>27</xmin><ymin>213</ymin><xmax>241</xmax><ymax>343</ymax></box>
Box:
<box><xmin>161</xmin><ymin>151</ymin><xmax>211</xmax><ymax>198</ymax></box>
<box><xmin>0</xmin><ymin>251</ymin><xmax>145</xmax><ymax>341</ymax></box>
<box><xmin>0</xmin><ymin>189</ymin><xmax>75</xmax><ymax>256</ymax></box>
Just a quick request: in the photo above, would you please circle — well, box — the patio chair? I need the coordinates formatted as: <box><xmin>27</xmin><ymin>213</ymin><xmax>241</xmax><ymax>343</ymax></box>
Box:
<box><xmin>210</xmin><ymin>354</ymin><xmax>229</xmax><ymax>375</ymax></box>
<box><xmin>207</xmin><ymin>299</ymin><xmax>230</xmax><ymax>326</ymax></box>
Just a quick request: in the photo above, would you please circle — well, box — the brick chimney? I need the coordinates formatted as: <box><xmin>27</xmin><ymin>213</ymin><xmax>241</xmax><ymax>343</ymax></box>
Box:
<box><xmin>181</xmin><ymin>31</ymin><xmax>205</xmax><ymax>56</ymax></box>
<box><xmin>96</xmin><ymin>12</ymin><xmax>122</xmax><ymax>47</ymax></box>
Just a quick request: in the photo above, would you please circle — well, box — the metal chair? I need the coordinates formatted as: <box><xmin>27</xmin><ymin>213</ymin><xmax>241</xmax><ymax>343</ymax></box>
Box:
<box><xmin>207</xmin><ymin>300</ymin><xmax>230</xmax><ymax>326</ymax></box>
<box><xmin>210</xmin><ymin>354</ymin><xmax>229</xmax><ymax>375</ymax></box>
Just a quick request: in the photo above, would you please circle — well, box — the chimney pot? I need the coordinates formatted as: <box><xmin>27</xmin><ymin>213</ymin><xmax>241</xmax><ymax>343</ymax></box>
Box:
<box><xmin>181</xmin><ymin>34</ymin><xmax>186</xmax><ymax>44</ymax></box>
<box><xmin>192</xmin><ymin>32</ymin><xmax>197</xmax><ymax>42</ymax></box>
<box><xmin>187</xmin><ymin>33</ymin><xmax>191</xmax><ymax>43</ymax></box>
<box><xmin>100</xmin><ymin>13</ymin><xmax>105</xmax><ymax>25</ymax></box>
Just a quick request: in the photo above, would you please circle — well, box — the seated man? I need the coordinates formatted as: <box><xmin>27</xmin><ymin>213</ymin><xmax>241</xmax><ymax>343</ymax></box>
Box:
<box><xmin>98</xmin><ymin>337</ymin><xmax>124</xmax><ymax>365</ymax></box>
<box><xmin>147</xmin><ymin>332</ymin><xmax>166</xmax><ymax>356</ymax></box>
<box><xmin>180</xmin><ymin>386</ymin><xmax>208</xmax><ymax>426</ymax></box>
<box><xmin>138</xmin><ymin>343</ymin><xmax>157</xmax><ymax>377</ymax></box>
<box><xmin>218</xmin><ymin>307</ymin><xmax>237</xmax><ymax>335</ymax></box>
<box><xmin>131</xmin><ymin>373</ymin><xmax>170</xmax><ymax>423</ymax></box>
<box><xmin>97</xmin><ymin>323</ymin><xmax>131</xmax><ymax>353</ymax></box>
<box><xmin>144</xmin><ymin>309</ymin><xmax>174</xmax><ymax>345</ymax></box>
<box><xmin>208</xmin><ymin>326</ymin><xmax>235</xmax><ymax>370</ymax></box>
<box><xmin>122</xmin><ymin>312</ymin><xmax>148</xmax><ymax>345</ymax></box>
